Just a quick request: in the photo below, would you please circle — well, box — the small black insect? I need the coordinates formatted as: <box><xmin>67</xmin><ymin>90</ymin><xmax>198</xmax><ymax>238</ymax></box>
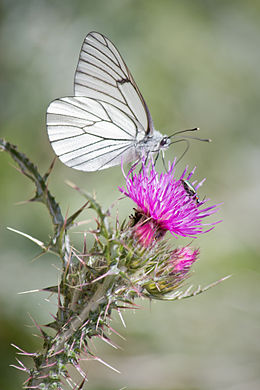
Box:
<box><xmin>181</xmin><ymin>179</ymin><xmax>200</xmax><ymax>204</ymax></box>
<box><xmin>130</xmin><ymin>209</ymin><xmax>143</xmax><ymax>226</ymax></box>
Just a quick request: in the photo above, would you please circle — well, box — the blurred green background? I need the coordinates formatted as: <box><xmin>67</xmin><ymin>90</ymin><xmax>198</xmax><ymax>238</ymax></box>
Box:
<box><xmin>1</xmin><ymin>0</ymin><xmax>259</xmax><ymax>389</ymax></box>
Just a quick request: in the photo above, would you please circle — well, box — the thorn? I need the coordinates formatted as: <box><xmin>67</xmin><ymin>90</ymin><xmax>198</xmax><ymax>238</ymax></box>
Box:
<box><xmin>11</xmin><ymin>343</ymin><xmax>36</xmax><ymax>356</ymax></box>
<box><xmin>98</xmin><ymin>335</ymin><xmax>121</xmax><ymax>350</ymax></box>
<box><xmin>79</xmin><ymin>319</ymin><xmax>89</xmax><ymax>330</ymax></box>
<box><xmin>27</xmin><ymin>312</ymin><xmax>48</xmax><ymax>339</ymax></box>
<box><xmin>10</xmin><ymin>358</ymin><xmax>29</xmax><ymax>372</ymax></box>
<box><xmin>73</xmin><ymin>363</ymin><xmax>88</xmax><ymax>381</ymax></box>
<box><xmin>43</xmin><ymin>157</ymin><xmax>57</xmax><ymax>182</ymax></box>
<box><xmin>105</xmin><ymin>325</ymin><xmax>126</xmax><ymax>341</ymax></box>
<box><xmin>18</xmin><ymin>289</ymin><xmax>41</xmax><ymax>295</ymax></box>
<box><xmin>40</xmin><ymin>361</ymin><xmax>57</xmax><ymax>369</ymax></box>
<box><xmin>7</xmin><ymin>227</ymin><xmax>46</xmax><ymax>249</ymax></box>
<box><xmin>117</xmin><ymin>309</ymin><xmax>126</xmax><ymax>328</ymax></box>
<box><xmin>48</xmin><ymin>348</ymin><xmax>64</xmax><ymax>357</ymax></box>
<box><xmin>14</xmin><ymin>199</ymin><xmax>34</xmax><ymax>206</ymax></box>
<box><xmin>77</xmin><ymin>377</ymin><xmax>87</xmax><ymax>389</ymax></box>
<box><xmin>83</xmin><ymin>232</ymin><xmax>87</xmax><ymax>255</ymax></box>
<box><xmin>94</xmin><ymin>356</ymin><xmax>121</xmax><ymax>374</ymax></box>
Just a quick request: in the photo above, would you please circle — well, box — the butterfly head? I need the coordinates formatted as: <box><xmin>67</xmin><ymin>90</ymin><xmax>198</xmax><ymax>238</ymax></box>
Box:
<box><xmin>159</xmin><ymin>136</ymin><xmax>171</xmax><ymax>150</ymax></box>
<box><xmin>146</xmin><ymin>130</ymin><xmax>170</xmax><ymax>153</ymax></box>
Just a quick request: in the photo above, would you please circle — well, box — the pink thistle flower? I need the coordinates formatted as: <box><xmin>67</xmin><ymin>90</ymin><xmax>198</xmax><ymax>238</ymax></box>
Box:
<box><xmin>170</xmin><ymin>247</ymin><xmax>199</xmax><ymax>275</ymax></box>
<box><xmin>143</xmin><ymin>246</ymin><xmax>200</xmax><ymax>296</ymax></box>
<box><xmin>129</xmin><ymin>210</ymin><xmax>167</xmax><ymax>247</ymax></box>
<box><xmin>119</xmin><ymin>159</ymin><xmax>219</xmax><ymax>247</ymax></box>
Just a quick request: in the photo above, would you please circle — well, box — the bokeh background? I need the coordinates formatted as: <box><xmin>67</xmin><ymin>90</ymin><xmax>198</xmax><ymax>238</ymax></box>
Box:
<box><xmin>1</xmin><ymin>1</ymin><xmax>259</xmax><ymax>389</ymax></box>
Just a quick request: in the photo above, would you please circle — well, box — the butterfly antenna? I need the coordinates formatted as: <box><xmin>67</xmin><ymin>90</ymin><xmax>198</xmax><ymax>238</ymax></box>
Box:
<box><xmin>167</xmin><ymin>127</ymin><xmax>211</xmax><ymax>165</ymax></box>
<box><xmin>169</xmin><ymin>127</ymin><xmax>199</xmax><ymax>138</ymax></box>
<box><xmin>176</xmin><ymin>135</ymin><xmax>211</xmax><ymax>142</ymax></box>
<box><xmin>169</xmin><ymin>127</ymin><xmax>211</xmax><ymax>143</ymax></box>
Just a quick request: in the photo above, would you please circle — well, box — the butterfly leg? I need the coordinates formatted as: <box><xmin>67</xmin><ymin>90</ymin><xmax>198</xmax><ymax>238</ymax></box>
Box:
<box><xmin>128</xmin><ymin>158</ymin><xmax>141</xmax><ymax>175</ymax></box>
<box><xmin>161</xmin><ymin>152</ymin><xmax>168</xmax><ymax>171</ymax></box>
<box><xmin>170</xmin><ymin>139</ymin><xmax>190</xmax><ymax>165</ymax></box>
<box><xmin>154</xmin><ymin>152</ymin><xmax>160</xmax><ymax>166</ymax></box>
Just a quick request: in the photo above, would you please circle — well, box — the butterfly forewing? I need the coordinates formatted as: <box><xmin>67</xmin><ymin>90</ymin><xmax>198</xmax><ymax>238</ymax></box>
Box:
<box><xmin>74</xmin><ymin>32</ymin><xmax>152</xmax><ymax>134</ymax></box>
<box><xmin>47</xmin><ymin>32</ymin><xmax>155</xmax><ymax>171</ymax></box>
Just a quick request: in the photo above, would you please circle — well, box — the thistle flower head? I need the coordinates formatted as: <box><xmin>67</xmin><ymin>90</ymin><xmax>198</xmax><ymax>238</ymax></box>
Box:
<box><xmin>143</xmin><ymin>246</ymin><xmax>199</xmax><ymax>296</ymax></box>
<box><xmin>170</xmin><ymin>247</ymin><xmax>199</xmax><ymax>275</ymax></box>
<box><xmin>119</xmin><ymin>159</ymin><xmax>219</xmax><ymax>247</ymax></box>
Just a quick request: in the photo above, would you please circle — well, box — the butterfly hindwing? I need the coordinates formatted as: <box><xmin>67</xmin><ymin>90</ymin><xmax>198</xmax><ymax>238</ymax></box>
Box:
<box><xmin>47</xmin><ymin>96</ymin><xmax>138</xmax><ymax>171</ymax></box>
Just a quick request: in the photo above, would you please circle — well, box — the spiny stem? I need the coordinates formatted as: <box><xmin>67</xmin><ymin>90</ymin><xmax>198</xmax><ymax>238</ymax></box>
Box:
<box><xmin>28</xmin><ymin>276</ymin><xmax>114</xmax><ymax>388</ymax></box>
<box><xmin>56</xmin><ymin>276</ymin><xmax>113</xmax><ymax>351</ymax></box>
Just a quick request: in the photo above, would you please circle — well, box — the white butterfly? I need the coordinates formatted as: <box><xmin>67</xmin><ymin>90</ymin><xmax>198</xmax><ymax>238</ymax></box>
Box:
<box><xmin>46</xmin><ymin>32</ymin><xmax>196</xmax><ymax>171</ymax></box>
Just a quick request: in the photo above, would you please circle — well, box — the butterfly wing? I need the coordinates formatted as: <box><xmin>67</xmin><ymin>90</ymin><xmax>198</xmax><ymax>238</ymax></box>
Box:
<box><xmin>74</xmin><ymin>31</ymin><xmax>154</xmax><ymax>136</ymax></box>
<box><xmin>47</xmin><ymin>31</ymin><xmax>154</xmax><ymax>171</ymax></box>
<box><xmin>47</xmin><ymin>96</ymin><xmax>139</xmax><ymax>171</ymax></box>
